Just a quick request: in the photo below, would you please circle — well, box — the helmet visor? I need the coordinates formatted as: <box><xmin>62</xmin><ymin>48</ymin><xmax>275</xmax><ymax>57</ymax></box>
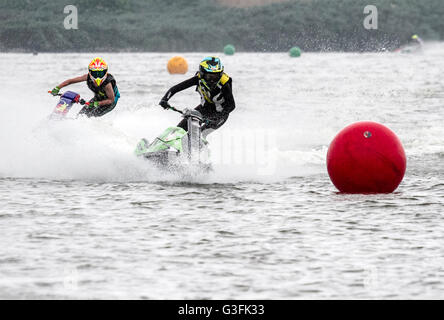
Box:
<box><xmin>90</xmin><ymin>70</ymin><xmax>107</xmax><ymax>79</ymax></box>
<box><xmin>203</xmin><ymin>72</ymin><xmax>221</xmax><ymax>85</ymax></box>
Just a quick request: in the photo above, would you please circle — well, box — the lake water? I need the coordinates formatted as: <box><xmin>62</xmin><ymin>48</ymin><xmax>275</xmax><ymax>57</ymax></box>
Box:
<box><xmin>0</xmin><ymin>45</ymin><xmax>443</xmax><ymax>299</ymax></box>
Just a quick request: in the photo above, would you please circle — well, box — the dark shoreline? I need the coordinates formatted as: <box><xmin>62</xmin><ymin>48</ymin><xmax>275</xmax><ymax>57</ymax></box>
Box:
<box><xmin>1</xmin><ymin>0</ymin><xmax>442</xmax><ymax>53</ymax></box>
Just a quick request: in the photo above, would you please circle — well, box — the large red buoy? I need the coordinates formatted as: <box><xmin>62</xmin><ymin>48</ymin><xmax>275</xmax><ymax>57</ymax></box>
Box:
<box><xmin>327</xmin><ymin>121</ymin><xmax>406</xmax><ymax>193</ymax></box>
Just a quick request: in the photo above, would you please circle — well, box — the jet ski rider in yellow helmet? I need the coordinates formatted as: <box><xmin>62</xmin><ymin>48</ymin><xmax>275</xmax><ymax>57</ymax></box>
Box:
<box><xmin>50</xmin><ymin>57</ymin><xmax>120</xmax><ymax>118</ymax></box>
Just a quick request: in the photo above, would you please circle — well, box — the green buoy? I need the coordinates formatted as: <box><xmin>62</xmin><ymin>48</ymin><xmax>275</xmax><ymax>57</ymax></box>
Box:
<box><xmin>289</xmin><ymin>46</ymin><xmax>302</xmax><ymax>57</ymax></box>
<box><xmin>224</xmin><ymin>44</ymin><xmax>235</xmax><ymax>55</ymax></box>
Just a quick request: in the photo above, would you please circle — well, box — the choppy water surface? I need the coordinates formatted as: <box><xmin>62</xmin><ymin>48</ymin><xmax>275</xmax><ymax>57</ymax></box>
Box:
<box><xmin>0</xmin><ymin>46</ymin><xmax>443</xmax><ymax>299</ymax></box>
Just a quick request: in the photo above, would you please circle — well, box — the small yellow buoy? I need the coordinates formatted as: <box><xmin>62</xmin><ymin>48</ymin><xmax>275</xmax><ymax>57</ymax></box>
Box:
<box><xmin>167</xmin><ymin>56</ymin><xmax>188</xmax><ymax>74</ymax></box>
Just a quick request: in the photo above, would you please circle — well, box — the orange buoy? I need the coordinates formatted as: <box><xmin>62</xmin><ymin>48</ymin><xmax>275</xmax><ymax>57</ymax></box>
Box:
<box><xmin>167</xmin><ymin>56</ymin><xmax>188</xmax><ymax>74</ymax></box>
<box><xmin>327</xmin><ymin>121</ymin><xmax>406</xmax><ymax>193</ymax></box>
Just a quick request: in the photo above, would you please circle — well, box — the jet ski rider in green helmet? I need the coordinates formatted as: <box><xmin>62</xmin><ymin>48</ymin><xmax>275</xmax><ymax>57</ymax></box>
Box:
<box><xmin>159</xmin><ymin>56</ymin><xmax>236</xmax><ymax>137</ymax></box>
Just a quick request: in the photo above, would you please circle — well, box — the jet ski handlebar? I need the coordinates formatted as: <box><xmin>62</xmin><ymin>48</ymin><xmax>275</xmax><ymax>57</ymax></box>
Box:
<box><xmin>166</xmin><ymin>105</ymin><xmax>204</xmax><ymax>122</ymax></box>
<box><xmin>48</xmin><ymin>91</ymin><xmax>89</xmax><ymax>105</ymax></box>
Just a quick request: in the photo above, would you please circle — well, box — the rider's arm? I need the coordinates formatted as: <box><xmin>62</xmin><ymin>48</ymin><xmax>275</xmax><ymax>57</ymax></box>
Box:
<box><xmin>57</xmin><ymin>74</ymin><xmax>88</xmax><ymax>89</ymax></box>
<box><xmin>220</xmin><ymin>82</ymin><xmax>235</xmax><ymax>115</ymax></box>
<box><xmin>161</xmin><ymin>76</ymin><xmax>199</xmax><ymax>101</ymax></box>
<box><xmin>97</xmin><ymin>83</ymin><xmax>115</xmax><ymax>106</ymax></box>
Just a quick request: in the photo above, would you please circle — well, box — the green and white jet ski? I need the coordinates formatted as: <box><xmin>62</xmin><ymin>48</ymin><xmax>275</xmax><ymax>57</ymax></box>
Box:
<box><xmin>135</xmin><ymin>106</ymin><xmax>212</xmax><ymax>173</ymax></box>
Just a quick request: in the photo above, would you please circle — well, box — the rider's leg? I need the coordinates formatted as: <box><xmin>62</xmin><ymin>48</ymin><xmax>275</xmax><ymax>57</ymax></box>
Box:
<box><xmin>88</xmin><ymin>102</ymin><xmax>117</xmax><ymax>117</ymax></box>
<box><xmin>78</xmin><ymin>97</ymin><xmax>118</xmax><ymax>118</ymax></box>
<box><xmin>201</xmin><ymin>115</ymin><xmax>228</xmax><ymax>138</ymax></box>
<box><xmin>177</xmin><ymin>105</ymin><xmax>202</xmax><ymax>131</ymax></box>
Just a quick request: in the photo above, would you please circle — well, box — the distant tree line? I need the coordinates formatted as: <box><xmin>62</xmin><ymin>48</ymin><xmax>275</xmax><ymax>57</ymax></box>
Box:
<box><xmin>0</xmin><ymin>0</ymin><xmax>442</xmax><ymax>52</ymax></box>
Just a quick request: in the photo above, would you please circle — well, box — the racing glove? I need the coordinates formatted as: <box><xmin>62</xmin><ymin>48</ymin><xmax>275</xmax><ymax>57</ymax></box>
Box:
<box><xmin>85</xmin><ymin>100</ymin><xmax>99</xmax><ymax>108</ymax></box>
<box><xmin>50</xmin><ymin>86</ymin><xmax>60</xmax><ymax>96</ymax></box>
<box><xmin>159</xmin><ymin>99</ymin><xmax>171</xmax><ymax>110</ymax></box>
<box><xmin>90</xmin><ymin>101</ymin><xmax>99</xmax><ymax>108</ymax></box>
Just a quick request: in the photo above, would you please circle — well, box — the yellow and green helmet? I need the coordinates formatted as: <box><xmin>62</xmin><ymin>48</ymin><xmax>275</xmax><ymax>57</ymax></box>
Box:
<box><xmin>199</xmin><ymin>56</ymin><xmax>224</xmax><ymax>88</ymax></box>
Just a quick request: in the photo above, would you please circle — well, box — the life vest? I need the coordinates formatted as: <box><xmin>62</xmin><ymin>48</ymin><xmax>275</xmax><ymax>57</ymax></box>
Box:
<box><xmin>87</xmin><ymin>73</ymin><xmax>120</xmax><ymax>103</ymax></box>
<box><xmin>196</xmin><ymin>72</ymin><xmax>231</xmax><ymax>112</ymax></box>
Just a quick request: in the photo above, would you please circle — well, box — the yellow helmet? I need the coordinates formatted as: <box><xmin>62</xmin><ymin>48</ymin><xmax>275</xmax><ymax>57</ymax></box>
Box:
<box><xmin>411</xmin><ymin>34</ymin><xmax>419</xmax><ymax>40</ymax></box>
<box><xmin>88</xmin><ymin>57</ymin><xmax>108</xmax><ymax>86</ymax></box>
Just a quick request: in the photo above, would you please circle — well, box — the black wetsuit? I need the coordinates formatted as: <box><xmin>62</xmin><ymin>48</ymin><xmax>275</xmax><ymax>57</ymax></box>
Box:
<box><xmin>79</xmin><ymin>74</ymin><xmax>120</xmax><ymax>118</ymax></box>
<box><xmin>161</xmin><ymin>73</ymin><xmax>235</xmax><ymax>134</ymax></box>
